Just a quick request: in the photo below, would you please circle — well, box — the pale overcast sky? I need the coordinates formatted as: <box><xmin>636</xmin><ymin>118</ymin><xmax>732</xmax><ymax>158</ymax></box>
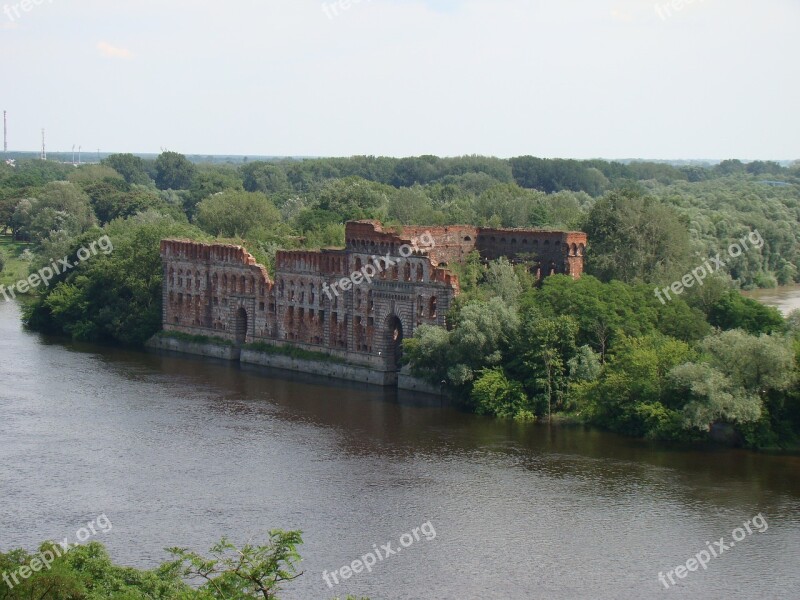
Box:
<box><xmin>1</xmin><ymin>0</ymin><xmax>797</xmax><ymax>159</ymax></box>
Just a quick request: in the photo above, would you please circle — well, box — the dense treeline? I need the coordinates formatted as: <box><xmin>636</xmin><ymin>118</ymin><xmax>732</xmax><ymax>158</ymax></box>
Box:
<box><xmin>1</xmin><ymin>152</ymin><xmax>799</xmax><ymax>449</ymax></box>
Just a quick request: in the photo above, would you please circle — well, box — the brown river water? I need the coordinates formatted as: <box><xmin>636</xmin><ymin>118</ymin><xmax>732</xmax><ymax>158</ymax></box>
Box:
<box><xmin>1</xmin><ymin>299</ymin><xmax>799</xmax><ymax>599</ymax></box>
<box><xmin>743</xmin><ymin>285</ymin><xmax>800</xmax><ymax>316</ymax></box>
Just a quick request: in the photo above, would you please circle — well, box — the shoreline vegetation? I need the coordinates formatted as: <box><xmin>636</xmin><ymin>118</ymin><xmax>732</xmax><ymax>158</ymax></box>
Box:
<box><xmin>1</xmin><ymin>154</ymin><xmax>798</xmax><ymax>452</ymax></box>
<box><xmin>0</xmin><ymin>534</ymin><xmax>368</xmax><ymax>600</ymax></box>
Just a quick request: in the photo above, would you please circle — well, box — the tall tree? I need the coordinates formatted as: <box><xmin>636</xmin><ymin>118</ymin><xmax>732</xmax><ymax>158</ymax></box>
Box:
<box><xmin>154</xmin><ymin>151</ymin><xmax>196</xmax><ymax>190</ymax></box>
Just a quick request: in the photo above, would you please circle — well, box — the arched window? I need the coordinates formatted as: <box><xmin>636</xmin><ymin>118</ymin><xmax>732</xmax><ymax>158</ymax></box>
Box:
<box><xmin>404</xmin><ymin>263</ymin><xmax>412</xmax><ymax>281</ymax></box>
<box><xmin>416</xmin><ymin>264</ymin><xmax>424</xmax><ymax>282</ymax></box>
<box><xmin>429</xmin><ymin>296</ymin><xmax>437</xmax><ymax>318</ymax></box>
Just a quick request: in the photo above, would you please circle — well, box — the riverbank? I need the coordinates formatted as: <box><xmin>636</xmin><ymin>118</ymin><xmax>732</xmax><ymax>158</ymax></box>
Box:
<box><xmin>147</xmin><ymin>330</ymin><xmax>445</xmax><ymax>394</ymax></box>
<box><xmin>743</xmin><ymin>284</ymin><xmax>800</xmax><ymax>316</ymax></box>
<box><xmin>0</xmin><ymin>234</ymin><xmax>31</xmax><ymax>288</ymax></box>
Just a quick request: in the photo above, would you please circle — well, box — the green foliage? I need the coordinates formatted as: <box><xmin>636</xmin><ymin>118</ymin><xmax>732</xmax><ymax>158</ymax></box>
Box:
<box><xmin>471</xmin><ymin>367</ymin><xmax>530</xmax><ymax>419</ymax></box>
<box><xmin>13</xmin><ymin>182</ymin><xmax>96</xmax><ymax>246</ymax></box>
<box><xmin>571</xmin><ymin>333</ymin><xmax>698</xmax><ymax>439</ymax></box>
<box><xmin>157</xmin><ymin>330</ymin><xmax>234</xmax><ymax>346</ymax></box>
<box><xmin>708</xmin><ymin>291</ymin><xmax>786</xmax><ymax>334</ymax></box>
<box><xmin>698</xmin><ymin>329</ymin><xmax>795</xmax><ymax>394</ymax></box>
<box><xmin>245</xmin><ymin>341</ymin><xmax>347</xmax><ymax>364</ymax></box>
<box><xmin>154</xmin><ymin>152</ymin><xmax>197</xmax><ymax>190</ymax></box>
<box><xmin>240</xmin><ymin>162</ymin><xmax>291</xmax><ymax>195</ymax></box>
<box><xmin>484</xmin><ymin>257</ymin><xmax>523</xmax><ymax>307</ymax></box>
<box><xmin>185</xmin><ymin>166</ymin><xmax>244</xmax><ymax>218</ymax></box>
<box><xmin>568</xmin><ymin>345</ymin><xmax>602</xmax><ymax>383</ymax></box>
<box><xmin>508</xmin><ymin>313</ymin><xmax>578</xmax><ymax>416</ymax></box>
<box><xmin>403</xmin><ymin>297</ymin><xmax>519</xmax><ymax>389</ymax></box>
<box><xmin>668</xmin><ymin>362</ymin><xmax>761</xmax><ymax>431</ymax></box>
<box><xmin>195</xmin><ymin>191</ymin><xmax>281</xmax><ymax>238</ymax></box>
<box><xmin>23</xmin><ymin>212</ymin><xmax>207</xmax><ymax>345</ymax></box>
<box><xmin>0</xmin><ymin>532</ymin><xmax>324</xmax><ymax>600</ymax></box>
<box><xmin>0</xmin><ymin>541</ymin><xmax>187</xmax><ymax>600</ymax></box>
<box><xmin>584</xmin><ymin>189</ymin><xmax>692</xmax><ymax>284</ymax></box>
<box><xmin>168</xmin><ymin>530</ymin><xmax>303</xmax><ymax>599</ymax></box>
<box><xmin>314</xmin><ymin>177</ymin><xmax>391</xmax><ymax>222</ymax></box>
<box><xmin>102</xmin><ymin>153</ymin><xmax>153</xmax><ymax>186</ymax></box>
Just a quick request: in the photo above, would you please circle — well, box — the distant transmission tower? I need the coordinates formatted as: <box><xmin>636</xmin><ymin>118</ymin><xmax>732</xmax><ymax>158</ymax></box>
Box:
<box><xmin>3</xmin><ymin>110</ymin><xmax>7</xmax><ymax>155</ymax></box>
<box><xmin>41</xmin><ymin>128</ymin><xmax>46</xmax><ymax>160</ymax></box>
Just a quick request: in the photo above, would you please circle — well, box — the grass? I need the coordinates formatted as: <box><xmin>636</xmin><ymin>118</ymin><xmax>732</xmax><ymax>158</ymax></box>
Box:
<box><xmin>156</xmin><ymin>330</ymin><xmax>234</xmax><ymax>347</ymax></box>
<box><xmin>244</xmin><ymin>341</ymin><xmax>347</xmax><ymax>364</ymax></box>
<box><xmin>0</xmin><ymin>232</ymin><xmax>33</xmax><ymax>288</ymax></box>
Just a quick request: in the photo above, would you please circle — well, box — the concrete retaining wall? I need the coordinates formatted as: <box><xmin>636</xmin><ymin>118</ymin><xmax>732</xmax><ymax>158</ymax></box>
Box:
<box><xmin>397</xmin><ymin>371</ymin><xmax>445</xmax><ymax>395</ymax></box>
<box><xmin>148</xmin><ymin>335</ymin><xmax>446</xmax><ymax>393</ymax></box>
<box><xmin>146</xmin><ymin>336</ymin><xmax>241</xmax><ymax>361</ymax></box>
<box><xmin>240</xmin><ymin>349</ymin><xmax>396</xmax><ymax>386</ymax></box>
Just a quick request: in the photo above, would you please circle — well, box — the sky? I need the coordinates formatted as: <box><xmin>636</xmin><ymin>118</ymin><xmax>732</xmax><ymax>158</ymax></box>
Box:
<box><xmin>1</xmin><ymin>0</ymin><xmax>798</xmax><ymax>160</ymax></box>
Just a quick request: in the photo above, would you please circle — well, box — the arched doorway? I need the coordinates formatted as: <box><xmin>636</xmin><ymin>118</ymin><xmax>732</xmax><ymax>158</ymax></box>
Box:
<box><xmin>384</xmin><ymin>315</ymin><xmax>404</xmax><ymax>370</ymax></box>
<box><xmin>234</xmin><ymin>307</ymin><xmax>248</xmax><ymax>344</ymax></box>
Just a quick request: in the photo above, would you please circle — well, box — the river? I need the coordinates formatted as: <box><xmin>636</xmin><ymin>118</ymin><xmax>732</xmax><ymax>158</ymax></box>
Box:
<box><xmin>743</xmin><ymin>284</ymin><xmax>800</xmax><ymax>316</ymax></box>
<box><xmin>1</xmin><ymin>299</ymin><xmax>799</xmax><ymax>600</ymax></box>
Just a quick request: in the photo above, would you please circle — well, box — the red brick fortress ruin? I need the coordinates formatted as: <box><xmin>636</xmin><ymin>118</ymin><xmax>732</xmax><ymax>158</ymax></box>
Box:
<box><xmin>159</xmin><ymin>221</ymin><xmax>587</xmax><ymax>387</ymax></box>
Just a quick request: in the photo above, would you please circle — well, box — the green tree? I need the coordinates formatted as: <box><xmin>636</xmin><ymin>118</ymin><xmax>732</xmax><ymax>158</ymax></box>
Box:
<box><xmin>314</xmin><ymin>177</ymin><xmax>391</xmax><ymax>221</ymax></box>
<box><xmin>241</xmin><ymin>162</ymin><xmax>291</xmax><ymax>195</ymax></box>
<box><xmin>470</xmin><ymin>367</ymin><xmax>530</xmax><ymax>419</ymax></box>
<box><xmin>484</xmin><ymin>257</ymin><xmax>523</xmax><ymax>307</ymax></box>
<box><xmin>509</xmin><ymin>314</ymin><xmax>578</xmax><ymax>417</ymax></box>
<box><xmin>185</xmin><ymin>167</ymin><xmax>245</xmax><ymax>218</ymax></box>
<box><xmin>668</xmin><ymin>362</ymin><xmax>761</xmax><ymax>431</ymax></box>
<box><xmin>155</xmin><ymin>151</ymin><xmax>197</xmax><ymax>190</ymax></box>
<box><xmin>574</xmin><ymin>333</ymin><xmax>697</xmax><ymax>438</ymax></box>
<box><xmin>195</xmin><ymin>191</ymin><xmax>282</xmax><ymax>238</ymax></box>
<box><xmin>707</xmin><ymin>291</ymin><xmax>785</xmax><ymax>334</ymax></box>
<box><xmin>698</xmin><ymin>329</ymin><xmax>795</xmax><ymax>394</ymax></box>
<box><xmin>168</xmin><ymin>531</ymin><xmax>303</xmax><ymax>600</ymax></box>
<box><xmin>102</xmin><ymin>153</ymin><xmax>153</xmax><ymax>185</ymax></box>
<box><xmin>24</xmin><ymin>211</ymin><xmax>206</xmax><ymax>345</ymax></box>
<box><xmin>584</xmin><ymin>189</ymin><xmax>692</xmax><ymax>284</ymax></box>
<box><xmin>404</xmin><ymin>297</ymin><xmax>519</xmax><ymax>389</ymax></box>
<box><xmin>13</xmin><ymin>182</ymin><xmax>95</xmax><ymax>245</ymax></box>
